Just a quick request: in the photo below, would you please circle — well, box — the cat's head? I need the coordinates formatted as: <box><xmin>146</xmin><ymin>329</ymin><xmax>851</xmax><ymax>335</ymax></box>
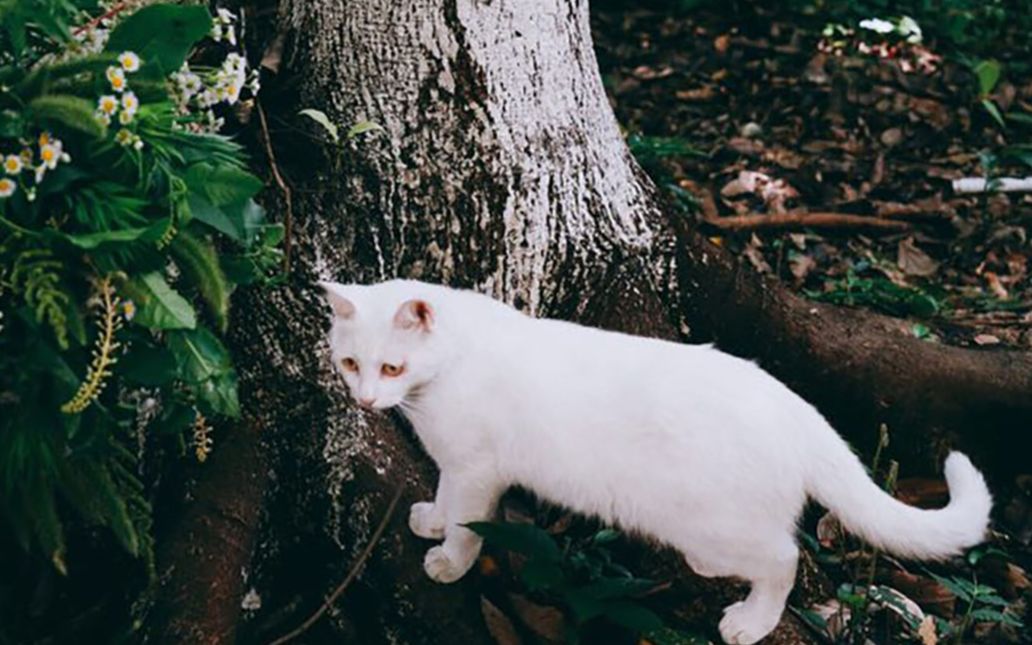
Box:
<box><xmin>319</xmin><ymin>281</ymin><xmax>442</xmax><ymax>410</ymax></box>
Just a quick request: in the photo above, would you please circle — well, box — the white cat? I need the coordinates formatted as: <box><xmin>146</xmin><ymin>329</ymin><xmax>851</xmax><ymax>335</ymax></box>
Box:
<box><xmin>319</xmin><ymin>279</ymin><xmax>991</xmax><ymax>645</ymax></box>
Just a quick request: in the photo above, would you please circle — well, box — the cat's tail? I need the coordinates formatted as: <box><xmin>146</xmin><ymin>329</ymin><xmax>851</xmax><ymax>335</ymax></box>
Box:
<box><xmin>806</xmin><ymin>434</ymin><xmax>991</xmax><ymax>560</ymax></box>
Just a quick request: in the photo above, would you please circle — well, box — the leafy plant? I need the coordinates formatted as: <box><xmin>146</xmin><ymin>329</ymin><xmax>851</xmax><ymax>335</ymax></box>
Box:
<box><xmin>467</xmin><ymin>521</ymin><xmax>669</xmax><ymax>642</ymax></box>
<box><xmin>0</xmin><ymin>1</ymin><xmax>277</xmax><ymax>575</ymax></box>
<box><xmin>806</xmin><ymin>270</ymin><xmax>943</xmax><ymax>318</ymax></box>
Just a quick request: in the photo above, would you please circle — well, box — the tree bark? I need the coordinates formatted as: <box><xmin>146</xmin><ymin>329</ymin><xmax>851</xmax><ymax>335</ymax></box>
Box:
<box><xmin>143</xmin><ymin>0</ymin><xmax>1032</xmax><ymax>642</ymax></box>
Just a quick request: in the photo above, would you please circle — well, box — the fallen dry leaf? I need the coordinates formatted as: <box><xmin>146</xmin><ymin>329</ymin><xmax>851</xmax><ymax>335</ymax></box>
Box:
<box><xmin>883</xmin><ymin>568</ymin><xmax>956</xmax><ymax>617</ymax></box>
<box><xmin>720</xmin><ymin>170</ymin><xmax>799</xmax><ymax>213</ymax></box>
<box><xmin>895</xmin><ymin>478</ymin><xmax>949</xmax><ymax>508</ymax></box>
<box><xmin>897</xmin><ymin>237</ymin><xmax>940</xmax><ymax>277</ymax></box>
<box><xmin>508</xmin><ymin>593</ymin><xmax>565</xmax><ymax>642</ymax></box>
<box><xmin>790</xmin><ymin>253</ymin><xmax>817</xmax><ymax>281</ymax></box>
<box><xmin>481</xmin><ymin>596</ymin><xmax>522</xmax><ymax>645</ymax></box>
<box><xmin>984</xmin><ymin>271</ymin><xmax>1010</xmax><ymax>299</ymax></box>
<box><xmin>974</xmin><ymin>333</ymin><xmax>1001</xmax><ymax>346</ymax></box>
<box><xmin>676</xmin><ymin>86</ymin><xmax>717</xmax><ymax>101</ymax></box>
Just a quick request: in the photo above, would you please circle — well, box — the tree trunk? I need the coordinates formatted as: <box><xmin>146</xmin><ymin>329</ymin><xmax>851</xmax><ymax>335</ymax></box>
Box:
<box><xmin>144</xmin><ymin>0</ymin><xmax>1032</xmax><ymax>642</ymax></box>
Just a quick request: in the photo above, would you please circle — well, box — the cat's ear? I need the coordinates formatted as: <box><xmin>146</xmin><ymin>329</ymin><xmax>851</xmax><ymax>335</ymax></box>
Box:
<box><xmin>318</xmin><ymin>281</ymin><xmax>356</xmax><ymax>319</ymax></box>
<box><xmin>394</xmin><ymin>299</ymin><xmax>433</xmax><ymax>332</ymax></box>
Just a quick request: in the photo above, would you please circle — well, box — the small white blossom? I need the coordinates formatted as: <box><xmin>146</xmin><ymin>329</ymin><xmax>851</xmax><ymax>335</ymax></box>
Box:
<box><xmin>3</xmin><ymin>155</ymin><xmax>22</xmax><ymax>175</ymax></box>
<box><xmin>39</xmin><ymin>141</ymin><xmax>62</xmax><ymax>169</ymax></box>
<box><xmin>0</xmin><ymin>178</ymin><xmax>15</xmax><ymax>197</ymax></box>
<box><xmin>106</xmin><ymin>66</ymin><xmax>127</xmax><ymax>92</ymax></box>
<box><xmin>898</xmin><ymin>16</ymin><xmax>922</xmax><ymax>43</ymax></box>
<box><xmin>216</xmin><ymin>8</ymin><xmax>235</xmax><ymax>24</ymax></box>
<box><xmin>120</xmin><ymin>91</ymin><xmax>139</xmax><ymax>116</ymax></box>
<box><xmin>118</xmin><ymin>110</ymin><xmax>134</xmax><ymax>125</ymax></box>
<box><xmin>859</xmin><ymin>18</ymin><xmax>895</xmax><ymax>34</ymax></box>
<box><xmin>98</xmin><ymin>94</ymin><xmax>119</xmax><ymax>116</ymax></box>
<box><xmin>118</xmin><ymin>51</ymin><xmax>141</xmax><ymax>72</ymax></box>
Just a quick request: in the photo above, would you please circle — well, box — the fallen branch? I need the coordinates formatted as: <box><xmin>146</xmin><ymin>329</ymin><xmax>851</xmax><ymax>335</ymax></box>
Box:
<box><xmin>267</xmin><ymin>486</ymin><xmax>404</xmax><ymax>645</ymax></box>
<box><xmin>704</xmin><ymin>211</ymin><xmax>911</xmax><ymax>233</ymax></box>
<box><xmin>952</xmin><ymin>177</ymin><xmax>1032</xmax><ymax>194</ymax></box>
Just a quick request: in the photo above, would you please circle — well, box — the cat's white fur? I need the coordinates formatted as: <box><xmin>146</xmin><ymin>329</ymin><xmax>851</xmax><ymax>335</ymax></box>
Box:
<box><xmin>320</xmin><ymin>279</ymin><xmax>991</xmax><ymax>644</ymax></box>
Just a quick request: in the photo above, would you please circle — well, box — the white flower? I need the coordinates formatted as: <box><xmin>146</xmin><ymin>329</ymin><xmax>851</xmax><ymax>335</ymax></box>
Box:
<box><xmin>898</xmin><ymin>16</ymin><xmax>922</xmax><ymax>43</ymax></box>
<box><xmin>39</xmin><ymin>140</ymin><xmax>62</xmax><ymax>169</ymax></box>
<box><xmin>212</xmin><ymin>23</ymin><xmax>223</xmax><ymax>42</ymax></box>
<box><xmin>118</xmin><ymin>110</ymin><xmax>134</xmax><ymax>125</ymax></box>
<box><xmin>34</xmin><ymin>165</ymin><xmax>46</xmax><ymax>183</ymax></box>
<box><xmin>96</xmin><ymin>113</ymin><xmax>112</xmax><ymax>126</ymax></box>
<box><xmin>216</xmin><ymin>7</ymin><xmax>235</xmax><ymax>24</ymax></box>
<box><xmin>118</xmin><ymin>51</ymin><xmax>141</xmax><ymax>72</ymax></box>
<box><xmin>98</xmin><ymin>94</ymin><xmax>119</xmax><ymax>115</ymax></box>
<box><xmin>197</xmin><ymin>89</ymin><xmax>219</xmax><ymax>108</ymax></box>
<box><xmin>3</xmin><ymin>155</ymin><xmax>22</xmax><ymax>175</ymax></box>
<box><xmin>115</xmin><ymin>128</ymin><xmax>134</xmax><ymax>146</ymax></box>
<box><xmin>859</xmin><ymin>18</ymin><xmax>895</xmax><ymax>34</ymax></box>
<box><xmin>133</xmin><ymin>139</ymin><xmax>144</xmax><ymax>151</ymax></box>
<box><xmin>226</xmin><ymin>25</ymin><xmax>237</xmax><ymax>46</ymax></box>
<box><xmin>25</xmin><ymin>187</ymin><xmax>35</xmax><ymax>202</ymax></box>
<box><xmin>106</xmin><ymin>66</ymin><xmax>127</xmax><ymax>92</ymax></box>
<box><xmin>120</xmin><ymin>91</ymin><xmax>139</xmax><ymax>116</ymax></box>
<box><xmin>0</xmin><ymin>178</ymin><xmax>15</xmax><ymax>197</ymax></box>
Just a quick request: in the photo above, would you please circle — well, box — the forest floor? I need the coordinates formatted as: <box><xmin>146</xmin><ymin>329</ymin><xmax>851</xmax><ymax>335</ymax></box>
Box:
<box><xmin>593</xmin><ymin>4</ymin><xmax>1032</xmax><ymax>351</ymax></box>
<box><xmin>449</xmin><ymin>5</ymin><xmax>1032</xmax><ymax>644</ymax></box>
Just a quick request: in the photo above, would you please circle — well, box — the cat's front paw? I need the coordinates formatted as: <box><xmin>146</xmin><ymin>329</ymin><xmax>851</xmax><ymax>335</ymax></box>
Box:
<box><xmin>718</xmin><ymin>600</ymin><xmax>780</xmax><ymax>645</ymax></box>
<box><xmin>423</xmin><ymin>546</ymin><xmax>472</xmax><ymax>583</ymax></box>
<box><xmin>409</xmin><ymin>502</ymin><xmax>445</xmax><ymax>539</ymax></box>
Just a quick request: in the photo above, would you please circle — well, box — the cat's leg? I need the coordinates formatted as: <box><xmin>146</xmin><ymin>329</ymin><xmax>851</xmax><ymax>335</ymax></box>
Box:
<box><xmin>717</xmin><ymin>541</ymin><xmax>798</xmax><ymax>645</ymax></box>
<box><xmin>423</xmin><ymin>468</ymin><xmax>502</xmax><ymax>583</ymax></box>
<box><xmin>409</xmin><ymin>475</ymin><xmax>448</xmax><ymax>540</ymax></box>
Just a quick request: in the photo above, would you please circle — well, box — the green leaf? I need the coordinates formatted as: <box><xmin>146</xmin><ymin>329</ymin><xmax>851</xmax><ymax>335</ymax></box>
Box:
<box><xmin>29</xmin><ymin>94</ymin><xmax>106</xmax><ymax>138</ymax></box>
<box><xmin>982</xmin><ymin>99</ymin><xmax>1006</xmax><ymax>128</ymax></box>
<box><xmin>170</xmin><ymin>230</ymin><xmax>229</xmax><ymax>332</ymax></box>
<box><xmin>299</xmin><ymin>108</ymin><xmax>339</xmax><ymax>143</ymax></box>
<box><xmin>579</xmin><ymin>577</ymin><xmax>659</xmax><ymax>600</ymax></box>
<box><xmin>120</xmin><ymin>344</ymin><xmax>179</xmax><ymax>387</ymax></box>
<box><xmin>166</xmin><ymin>327</ymin><xmax>239</xmax><ymax>417</ymax></box>
<box><xmin>52</xmin><ymin>226</ymin><xmax>150</xmax><ymax>249</ymax></box>
<box><xmin>974</xmin><ymin>60</ymin><xmax>1002</xmax><ymax>97</ymax></box>
<box><xmin>105</xmin><ymin>4</ymin><xmax>213</xmax><ymax>76</ymax></box>
<box><xmin>129</xmin><ymin>272</ymin><xmax>197</xmax><ymax>330</ymax></box>
<box><xmin>602</xmin><ymin>601</ymin><xmax>663</xmax><ymax>633</ymax></box>
<box><xmin>185</xmin><ymin>163</ymin><xmax>263</xmax><ymax>208</ymax></box>
<box><xmin>346</xmin><ymin>120</ymin><xmax>384</xmax><ymax>139</ymax></box>
<box><xmin>520</xmin><ymin>559</ymin><xmax>565</xmax><ymax>591</ymax></box>
<box><xmin>592</xmin><ymin>528</ymin><xmax>620</xmax><ymax>544</ymax></box>
<box><xmin>465</xmin><ymin>521</ymin><xmax>562</xmax><ymax>562</ymax></box>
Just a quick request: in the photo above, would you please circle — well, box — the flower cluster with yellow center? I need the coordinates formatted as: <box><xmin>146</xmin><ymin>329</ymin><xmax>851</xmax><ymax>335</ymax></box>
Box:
<box><xmin>97</xmin><ymin>52</ymin><xmax>143</xmax><ymax>130</ymax></box>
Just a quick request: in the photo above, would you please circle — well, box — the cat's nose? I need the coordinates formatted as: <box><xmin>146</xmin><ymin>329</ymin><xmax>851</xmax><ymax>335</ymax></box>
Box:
<box><xmin>357</xmin><ymin>397</ymin><xmax>376</xmax><ymax>409</ymax></box>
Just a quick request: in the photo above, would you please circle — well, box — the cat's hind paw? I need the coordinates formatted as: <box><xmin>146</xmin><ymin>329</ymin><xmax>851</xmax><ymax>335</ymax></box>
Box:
<box><xmin>409</xmin><ymin>502</ymin><xmax>445</xmax><ymax>539</ymax></box>
<box><xmin>718</xmin><ymin>600</ymin><xmax>780</xmax><ymax>645</ymax></box>
<box><xmin>423</xmin><ymin>546</ymin><xmax>470</xmax><ymax>583</ymax></box>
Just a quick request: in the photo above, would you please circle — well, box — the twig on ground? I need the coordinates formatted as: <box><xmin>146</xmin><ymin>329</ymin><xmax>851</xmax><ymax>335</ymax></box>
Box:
<box><xmin>256</xmin><ymin>100</ymin><xmax>295</xmax><ymax>274</ymax></box>
<box><xmin>704</xmin><ymin>211</ymin><xmax>911</xmax><ymax>233</ymax></box>
<box><xmin>267</xmin><ymin>486</ymin><xmax>404</xmax><ymax>645</ymax></box>
<box><xmin>952</xmin><ymin>177</ymin><xmax>1032</xmax><ymax>194</ymax></box>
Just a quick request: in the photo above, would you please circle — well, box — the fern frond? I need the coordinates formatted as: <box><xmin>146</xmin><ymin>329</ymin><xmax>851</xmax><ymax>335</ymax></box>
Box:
<box><xmin>10</xmin><ymin>249</ymin><xmax>71</xmax><ymax>349</ymax></box>
<box><xmin>61</xmin><ymin>277</ymin><xmax>122</xmax><ymax>414</ymax></box>
<box><xmin>170</xmin><ymin>230</ymin><xmax>229</xmax><ymax>332</ymax></box>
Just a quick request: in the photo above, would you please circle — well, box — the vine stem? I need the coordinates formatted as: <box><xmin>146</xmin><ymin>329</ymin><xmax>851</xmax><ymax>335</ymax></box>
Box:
<box><xmin>266</xmin><ymin>486</ymin><xmax>404</xmax><ymax>645</ymax></box>
<box><xmin>72</xmin><ymin>1</ymin><xmax>131</xmax><ymax>36</ymax></box>
<box><xmin>256</xmin><ymin>100</ymin><xmax>294</xmax><ymax>274</ymax></box>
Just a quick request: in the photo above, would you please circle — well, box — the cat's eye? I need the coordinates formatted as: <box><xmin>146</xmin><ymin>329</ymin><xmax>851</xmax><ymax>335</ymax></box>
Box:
<box><xmin>341</xmin><ymin>357</ymin><xmax>359</xmax><ymax>372</ymax></box>
<box><xmin>381</xmin><ymin>362</ymin><xmax>405</xmax><ymax>377</ymax></box>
